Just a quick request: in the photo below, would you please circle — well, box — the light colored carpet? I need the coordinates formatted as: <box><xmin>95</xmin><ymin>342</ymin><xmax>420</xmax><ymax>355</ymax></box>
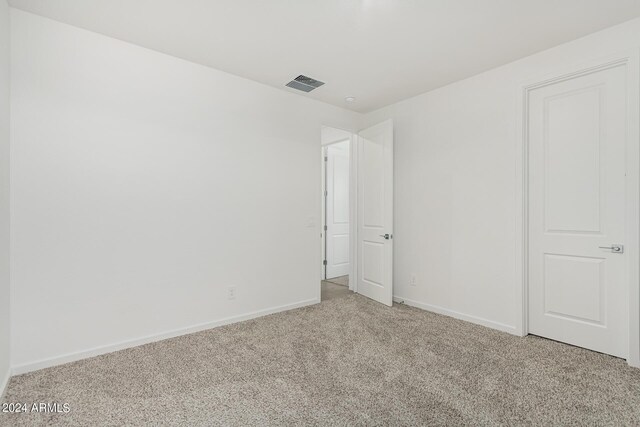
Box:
<box><xmin>321</xmin><ymin>280</ymin><xmax>351</xmax><ymax>301</ymax></box>
<box><xmin>325</xmin><ymin>275</ymin><xmax>349</xmax><ymax>287</ymax></box>
<box><xmin>2</xmin><ymin>284</ymin><xmax>640</xmax><ymax>426</ymax></box>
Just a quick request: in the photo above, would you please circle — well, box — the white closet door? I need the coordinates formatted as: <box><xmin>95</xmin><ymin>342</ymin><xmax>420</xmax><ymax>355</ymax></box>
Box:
<box><xmin>528</xmin><ymin>64</ymin><xmax>628</xmax><ymax>358</ymax></box>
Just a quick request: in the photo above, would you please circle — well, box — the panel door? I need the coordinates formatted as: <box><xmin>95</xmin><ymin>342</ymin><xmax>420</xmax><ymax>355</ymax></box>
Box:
<box><xmin>326</xmin><ymin>140</ymin><xmax>350</xmax><ymax>279</ymax></box>
<box><xmin>357</xmin><ymin>120</ymin><xmax>393</xmax><ymax>306</ymax></box>
<box><xmin>528</xmin><ymin>64</ymin><xmax>628</xmax><ymax>358</ymax></box>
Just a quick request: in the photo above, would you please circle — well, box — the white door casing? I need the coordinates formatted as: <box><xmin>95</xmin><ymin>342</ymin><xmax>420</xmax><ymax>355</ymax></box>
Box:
<box><xmin>326</xmin><ymin>141</ymin><xmax>350</xmax><ymax>279</ymax></box>
<box><xmin>357</xmin><ymin>120</ymin><xmax>393</xmax><ymax>306</ymax></box>
<box><xmin>527</xmin><ymin>63</ymin><xmax>628</xmax><ymax>358</ymax></box>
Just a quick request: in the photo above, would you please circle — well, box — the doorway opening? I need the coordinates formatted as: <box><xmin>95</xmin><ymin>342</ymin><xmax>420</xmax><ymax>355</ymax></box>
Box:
<box><xmin>319</xmin><ymin>121</ymin><xmax>394</xmax><ymax>305</ymax></box>
<box><xmin>321</xmin><ymin>126</ymin><xmax>354</xmax><ymax>302</ymax></box>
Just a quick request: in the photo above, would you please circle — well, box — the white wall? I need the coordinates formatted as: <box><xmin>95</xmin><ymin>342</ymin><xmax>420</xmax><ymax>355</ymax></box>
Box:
<box><xmin>364</xmin><ymin>17</ymin><xmax>640</xmax><ymax>334</ymax></box>
<box><xmin>321</xmin><ymin>126</ymin><xmax>352</xmax><ymax>146</ymax></box>
<box><xmin>10</xmin><ymin>10</ymin><xmax>361</xmax><ymax>371</ymax></box>
<box><xmin>0</xmin><ymin>0</ymin><xmax>10</xmax><ymax>394</ymax></box>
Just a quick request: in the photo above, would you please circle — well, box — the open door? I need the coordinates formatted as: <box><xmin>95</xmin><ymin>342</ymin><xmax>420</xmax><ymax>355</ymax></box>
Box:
<box><xmin>325</xmin><ymin>141</ymin><xmax>350</xmax><ymax>279</ymax></box>
<box><xmin>357</xmin><ymin>120</ymin><xmax>393</xmax><ymax>306</ymax></box>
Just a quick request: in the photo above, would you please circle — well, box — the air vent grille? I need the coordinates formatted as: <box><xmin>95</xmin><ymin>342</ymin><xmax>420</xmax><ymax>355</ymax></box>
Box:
<box><xmin>286</xmin><ymin>75</ymin><xmax>325</xmax><ymax>92</ymax></box>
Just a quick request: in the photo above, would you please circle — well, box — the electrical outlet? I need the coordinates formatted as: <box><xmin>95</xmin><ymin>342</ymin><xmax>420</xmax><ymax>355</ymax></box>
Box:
<box><xmin>227</xmin><ymin>286</ymin><xmax>236</xmax><ymax>300</ymax></box>
<box><xmin>410</xmin><ymin>275</ymin><xmax>417</xmax><ymax>286</ymax></box>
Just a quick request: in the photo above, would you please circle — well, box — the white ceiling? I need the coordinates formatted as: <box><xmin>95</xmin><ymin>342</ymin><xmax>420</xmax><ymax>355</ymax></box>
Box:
<box><xmin>9</xmin><ymin>0</ymin><xmax>640</xmax><ymax>112</ymax></box>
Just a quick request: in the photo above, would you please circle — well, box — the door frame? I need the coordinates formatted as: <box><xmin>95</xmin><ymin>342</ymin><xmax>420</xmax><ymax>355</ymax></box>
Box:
<box><xmin>515</xmin><ymin>50</ymin><xmax>640</xmax><ymax>367</ymax></box>
<box><xmin>320</xmin><ymin>127</ymin><xmax>358</xmax><ymax>293</ymax></box>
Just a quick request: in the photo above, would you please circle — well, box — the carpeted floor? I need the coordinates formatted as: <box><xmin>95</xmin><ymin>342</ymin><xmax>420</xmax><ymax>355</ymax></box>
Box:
<box><xmin>2</xmin><ymin>284</ymin><xmax>640</xmax><ymax>426</ymax></box>
<box><xmin>324</xmin><ymin>275</ymin><xmax>349</xmax><ymax>287</ymax></box>
<box><xmin>321</xmin><ymin>279</ymin><xmax>351</xmax><ymax>301</ymax></box>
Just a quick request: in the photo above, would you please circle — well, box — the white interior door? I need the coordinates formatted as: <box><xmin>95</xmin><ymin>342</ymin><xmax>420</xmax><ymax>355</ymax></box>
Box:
<box><xmin>528</xmin><ymin>64</ymin><xmax>628</xmax><ymax>358</ymax></box>
<box><xmin>326</xmin><ymin>140</ymin><xmax>350</xmax><ymax>279</ymax></box>
<box><xmin>357</xmin><ymin>120</ymin><xmax>393</xmax><ymax>306</ymax></box>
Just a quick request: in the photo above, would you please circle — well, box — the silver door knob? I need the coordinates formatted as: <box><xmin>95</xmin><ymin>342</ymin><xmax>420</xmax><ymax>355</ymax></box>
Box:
<box><xmin>599</xmin><ymin>244</ymin><xmax>624</xmax><ymax>253</ymax></box>
<box><xmin>379</xmin><ymin>234</ymin><xmax>392</xmax><ymax>240</ymax></box>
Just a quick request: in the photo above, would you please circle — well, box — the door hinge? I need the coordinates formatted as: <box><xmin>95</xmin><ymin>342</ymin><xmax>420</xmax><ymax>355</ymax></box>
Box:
<box><xmin>323</xmin><ymin>260</ymin><xmax>327</xmax><ymax>266</ymax></box>
<box><xmin>324</xmin><ymin>225</ymin><xmax>327</xmax><ymax>231</ymax></box>
<box><xmin>324</xmin><ymin>156</ymin><xmax>328</xmax><ymax>162</ymax></box>
<box><xmin>324</xmin><ymin>190</ymin><xmax>328</xmax><ymax>197</ymax></box>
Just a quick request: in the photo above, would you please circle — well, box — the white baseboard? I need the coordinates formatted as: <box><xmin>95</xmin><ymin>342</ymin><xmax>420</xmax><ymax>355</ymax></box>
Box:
<box><xmin>0</xmin><ymin>367</ymin><xmax>10</xmax><ymax>400</ymax></box>
<box><xmin>393</xmin><ymin>296</ymin><xmax>517</xmax><ymax>335</ymax></box>
<box><xmin>12</xmin><ymin>298</ymin><xmax>320</xmax><ymax>376</ymax></box>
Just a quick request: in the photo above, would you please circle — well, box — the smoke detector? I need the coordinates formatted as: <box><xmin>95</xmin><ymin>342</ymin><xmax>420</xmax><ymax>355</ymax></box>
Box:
<box><xmin>285</xmin><ymin>75</ymin><xmax>325</xmax><ymax>93</ymax></box>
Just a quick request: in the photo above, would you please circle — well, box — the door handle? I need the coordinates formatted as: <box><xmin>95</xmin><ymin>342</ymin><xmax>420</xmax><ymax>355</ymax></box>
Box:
<box><xmin>599</xmin><ymin>244</ymin><xmax>624</xmax><ymax>253</ymax></box>
<box><xmin>379</xmin><ymin>234</ymin><xmax>392</xmax><ymax>240</ymax></box>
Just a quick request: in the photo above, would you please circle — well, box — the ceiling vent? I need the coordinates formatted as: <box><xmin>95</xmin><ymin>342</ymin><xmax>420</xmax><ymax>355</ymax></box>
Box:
<box><xmin>285</xmin><ymin>75</ymin><xmax>325</xmax><ymax>92</ymax></box>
